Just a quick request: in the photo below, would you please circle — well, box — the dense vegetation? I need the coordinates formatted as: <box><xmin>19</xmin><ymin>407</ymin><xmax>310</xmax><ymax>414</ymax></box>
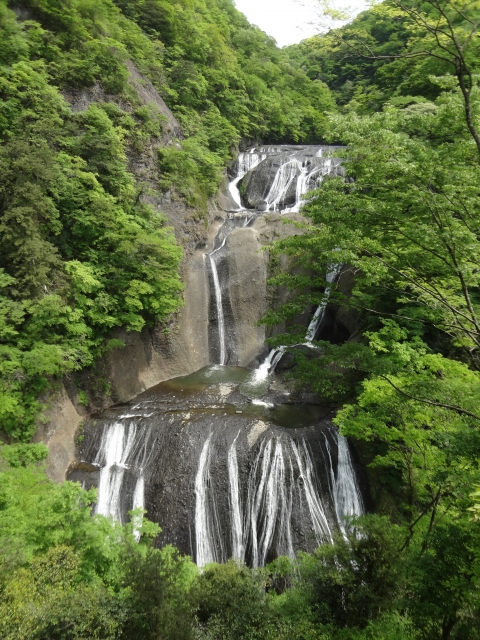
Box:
<box><xmin>4</xmin><ymin>457</ymin><xmax>478</xmax><ymax>640</ymax></box>
<box><xmin>0</xmin><ymin>0</ymin><xmax>335</xmax><ymax>441</ymax></box>
<box><xmin>263</xmin><ymin>0</ymin><xmax>480</xmax><ymax>637</ymax></box>
<box><xmin>287</xmin><ymin>0</ymin><xmax>480</xmax><ymax>114</ymax></box>
<box><xmin>1</xmin><ymin>0</ymin><xmax>480</xmax><ymax>639</ymax></box>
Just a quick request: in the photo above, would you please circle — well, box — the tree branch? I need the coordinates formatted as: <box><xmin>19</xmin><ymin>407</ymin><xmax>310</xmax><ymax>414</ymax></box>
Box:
<box><xmin>379</xmin><ymin>374</ymin><xmax>480</xmax><ymax>421</ymax></box>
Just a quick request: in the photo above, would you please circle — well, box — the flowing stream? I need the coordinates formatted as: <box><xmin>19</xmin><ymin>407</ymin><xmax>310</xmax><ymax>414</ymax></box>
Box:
<box><xmin>69</xmin><ymin>145</ymin><xmax>366</xmax><ymax>568</ymax></box>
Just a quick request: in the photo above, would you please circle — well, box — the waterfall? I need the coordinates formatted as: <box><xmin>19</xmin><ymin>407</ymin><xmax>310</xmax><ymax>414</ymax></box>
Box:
<box><xmin>228</xmin><ymin>433</ymin><xmax>244</xmax><ymax>562</ymax></box>
<box><xmin>246</xmin><ymin>438</ymin><xmax>295</xmax><ymax>568</ymax></box>
<box><xmin>73</xmin><ymin>144</ymin><xmax>367</xmax><ymax>570</ymax></box>
<box><xmin>93</xmin><ymin>420</ymin><xmax>153</xmax><ymax>530</ymax></box>
<box><xmin>195</xmin><ymin>433</ymin><xmax>224</xmax><ymax>568</ymax></box>
<box><xmin>305</xmin><ymin>264</ymin><xmax>342</xmax><ymax>344</ymax></box>
<box><xmin>228</xmin><ymin>151</ymin><xmax>266</xmax><ymax>210</ymax></box>
<box><xmin>259</xmin><ymin>149</ymin><xmax>341</xmax><ymax>214</ymax></box>
<box><xmin>265</xmin><ymin>159</ymin><xmax>300</xmax><ymax>212</ymax></box>
<box><xmin>335</xmin><ymin>432</ymin><xmax>364</xmax><ymax>533</ymax></box>
<box><xmin>291</xmin><ymin>440</ymin><xmax>333</xmax><ymax>545</ymax></box>
<box><xmin>81</xmin><ymin>405</ymin><xmax>365</xmax><ymax>568</ymax></box>
<box><xmin>246</xmin><ymin>347</ymin><xmax>285</xmax><ymax>388</ymax></box>
<box><xmin>96</xmin><ymin>422</ymin><xmax>137</xmax><ymax>522</ymax></box>
<box><xmin>208</xmin><ymin>238</ymin><xmax>227</xmax><ymax>365</ymax></box>
<box><xmin>323</xmin><ymin>429</ymin><xmax>364</xmax><ymax>536</ymax></box>
<box><xmin>249</xmin><ymin>265</ymin><xmax>340</xmax><ymax>385</ymax></box>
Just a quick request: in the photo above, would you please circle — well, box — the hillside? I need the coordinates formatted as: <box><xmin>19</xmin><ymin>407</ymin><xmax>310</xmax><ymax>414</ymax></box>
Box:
<box><xmin>0</xmin><ymin>0</ymin><xmax>335</xmax><ymax>442</ymax></box>
<box><xmin>286</xmin><ymin>0</ymin><xmax>480</xmax><ymax>113</ymax></box>
<box><xmin>1</xmin><ymin>1</ymin><xmax>480</xmax><ymax>639</ymax></box>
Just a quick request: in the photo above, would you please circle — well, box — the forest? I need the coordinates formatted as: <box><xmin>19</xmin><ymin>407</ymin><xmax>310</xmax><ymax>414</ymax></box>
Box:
<box><xmin>1</xmin><ymin>0</ymin><xmax>480</xmax><ymax>638</ymax></box>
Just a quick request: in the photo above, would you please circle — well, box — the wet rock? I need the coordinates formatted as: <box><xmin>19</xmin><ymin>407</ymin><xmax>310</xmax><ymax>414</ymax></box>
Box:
<box><xmin>68</xmin><ymin>368</ymin><xmax>369</xmax><ymax>567</ymax></box>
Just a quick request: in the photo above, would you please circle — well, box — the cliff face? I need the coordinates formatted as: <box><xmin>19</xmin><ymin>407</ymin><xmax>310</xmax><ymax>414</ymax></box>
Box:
<box><xmin>36</xmin><ymin>61</ymin><xmax>207</xmax><ymax>481</ymax></box>
<box><xmin>37</xmin><ymin>67</ymin><xmax>310</xmax><ymax>482</ymax></box>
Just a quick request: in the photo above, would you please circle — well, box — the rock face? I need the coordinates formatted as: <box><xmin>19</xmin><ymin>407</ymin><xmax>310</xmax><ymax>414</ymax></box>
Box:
<box><xmin>69</xmin><ymin>368</ymin><xmax>368</xmax><ymax>567</ymax></box>
<box><xmin>225</xmin><ymin>228</ymin><xmax>267</xmax><ymax>366</ymax></box>
<box><xmin>238</xmin><ymin>146</ymin><xmax>344</xmax><ymax>211</ymax></box>
<box><xmin>39</xmin><ymin>61</ymin><xmax>214</xmax><ymax>478</ymax></box>
<box><xmin>34</xmin><ymin>384</ymin><xmax>84</xmax><ymax>484</ymax></box>
<box><xmin>39</xmin><ymin>117</ymin><xmax>349</xmax><ymax>484</ymax></box>
<box><xmin>63</xmin><ymin>143</ymin><xmax>369</xmax><ymax>569</ymax></box>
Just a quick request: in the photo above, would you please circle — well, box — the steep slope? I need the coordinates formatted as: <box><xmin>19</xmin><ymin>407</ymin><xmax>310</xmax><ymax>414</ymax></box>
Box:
<box><xmin>0</xmin><ymin>0</ymin><xmax>337</xmax><ymax>447</ymax></box>
<box><xmin>286</xmin><ymin>0</ymin><xmax>480</xmax><ymax>113</ymax></box>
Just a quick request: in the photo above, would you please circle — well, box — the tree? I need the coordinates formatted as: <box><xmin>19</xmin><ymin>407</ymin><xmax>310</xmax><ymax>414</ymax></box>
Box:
<box><xmin>194</xmin><ymin>561</ymin><xmax>272</xmax><ymax>640</ymax></box>
<box><xmin>298</xmin><ymin>516</ymin><xmax>407</xmax><ymax>629</ymax></box>
<box><xmin>407</xmin><ymin>520</ymin><xmax>480</xmax><ymax>639</ymax></box>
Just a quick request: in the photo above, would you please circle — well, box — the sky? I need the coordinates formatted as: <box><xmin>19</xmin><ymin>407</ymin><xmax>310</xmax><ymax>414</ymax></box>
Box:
<box><xmin>234</xmin><ymin>0</ymin><xmax>368</xmax><ymax>47</ymax></box>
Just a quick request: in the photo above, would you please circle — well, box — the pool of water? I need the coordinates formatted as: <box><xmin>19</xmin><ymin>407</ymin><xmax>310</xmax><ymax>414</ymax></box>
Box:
<box><xmin>154</xmin><ymin>365</ymin><xmax>252</xmax><ymax>397</ymax></box>
<box><xmin>151</xmin><ymin>365</ymin><xmax>331</xmax><ymax>429</ymax></box>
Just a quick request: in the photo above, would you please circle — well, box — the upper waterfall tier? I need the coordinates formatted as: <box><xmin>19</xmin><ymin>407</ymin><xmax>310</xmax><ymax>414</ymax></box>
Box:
<box><xmin>228</xmin><ymin>145</ymin><xmax>344</xmax><ymax>213</ymax></box>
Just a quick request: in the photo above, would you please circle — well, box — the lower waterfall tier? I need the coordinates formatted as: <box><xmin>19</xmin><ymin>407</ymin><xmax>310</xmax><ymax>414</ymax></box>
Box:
<box><xmin>69</xmin><ymin>366</ymin><xmax>368</xmax><ymax>567</ymax></box>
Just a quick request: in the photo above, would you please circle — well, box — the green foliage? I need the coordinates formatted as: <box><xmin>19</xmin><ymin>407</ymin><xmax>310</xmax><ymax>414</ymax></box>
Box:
<box><xmin>407</xmin><ymin>520</ymin><xmax>480</xmax><ymax>639</ymax></box>
<box><xmin>0</xmin><ymin>545</ymin><xmax>125</xmax><ymax>640</ymax></box>
<box><xmin>287</xmin><ymin>0</ymin><xmax>480</xmax><ymax>114</ymax></box>
<box><xmin>120</xmin><ymin>543</ymin><xmax>197</xmax><ymax>640</ymax></box>
<box><xmin>1</xmin><ymin>455</ymin><xmax>477</xmax><ymax>640</ymax></box>
<box><xmin>195</xmin><ymin>561</ymin><xmax>272</xmax><ymax>639</ymax></box>
<box><xmin>299</xmin><ymin>516</ymin><xmax>407</xmax><ymax>629</ymax></box>
<box><xmin>0</xmin><ymin>0</ymin><xmax>336</xmax><ymax>438</ymax></box>
<box><xmin>0</xmin><ymin>443</ymin><xmax>48</xmax><ymax>467</ymax></box>
<box><xmin>0</xmin><ymin>13</ymin><xmax>184</xmax><ymax>438</ymax></box>
<box><xmin>2</xmin><ymin>1</ymin><xmax>480</xmax><ymax>638</ymax></box>
<box><xmin>263</xmin><ymin>6</ymin><xmax>480</xmax><ymax>638</ymax></box>
<box><xmin>0</xmin><ymin>458</ymin><xmax>198</xmax><ymax>640</ymax></box>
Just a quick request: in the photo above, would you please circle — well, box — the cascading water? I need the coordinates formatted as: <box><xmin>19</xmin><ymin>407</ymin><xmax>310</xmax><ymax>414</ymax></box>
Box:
<box><xmin>208</xmin><ymin>146</ymin><xmax>343</xmax><ymax>366</ymax></box>
<box><xmin>91</xmin><ymin>420</ymin><xmax>154</xmax><ymax>527</ymax></box>
<box><xmin>228</xmin><ymin>151</ymin><xmax>266</xmax><ymax>210</ymax></box>
<box><xmin>74</xmin><ymin>391</ymin><xmax>365</xmax><ymax>567</ymax></box>
<box><xmin>208</xmin><ymin>239</ymin><xmax>227</xmax><ymax>365</ymax></box>
<box><xmin>227</xmin><ymin>145</ymin><xmax>343</xmax><ymax>213</ymax></box>
<box><xmin>265</xmin><ymin>159</ymin><xmax>300</xmax><ymax>212</ymax></box>
<box><xmin>70</xmin><ymin>144</ymin><xmax>366</xmax><ymax>570</ymax></box>
<box><xmin>228</xmin><ymin>433</ymin><xmax>245</xmax><ymax>562</ymax></box>
<box><xmin>247</xmin><ymin>438</ymin><xmax>295</xmax><ymax>568</ymax></box>
<box><xmin>96</xmin><ymin>422</ymin><xmax>138</xmax><ymax>521</ymax></box>
<box><xmin>195</xmin><ymin>433</ymin><xmax>220</xmax><ymax>568</ymax></box>
<box><xmin>335</xmin><ymin>431</ymin><xmax>364</xmax><ymax>534</ymax></box>
<box><xmin>245</xmin><ymin>264</ymin><xmax>341</xmax><ymax>390</ymax></box>
<box><xmin>304</xmin><ymin>264</ymin><xmax>342</xmax><ymax>344</ymax></box>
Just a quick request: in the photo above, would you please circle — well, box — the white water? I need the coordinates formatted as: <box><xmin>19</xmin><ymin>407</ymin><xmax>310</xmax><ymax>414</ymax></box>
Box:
<box><xmin>245</xmin><ymin>346</ymin><xmax>286</xmax><ymax>388</ymax></box>
<box><xmin>96</xmin><ymin>422</ymin><xmax>137</xmax><ymax>522</ymax></box>
<box><xmin>285</xmin><ymin>164</ymin><xmax>320</xmax><ymax>213</ymax></box>
<box><xmin>90</xmin><ymin>145</ymin><xmax>364</xmax><ymax>568</ymax></box>
<box><xmin>208</xmin><ymin>238</ymin><xmax>227</xmax><ymax>365</ymax></box>
<box><xmin>291</xmin><ymin>440</ymin><xmax>333</xmax><ymax>544</ymax></box>
<box><xmin>249</xmin><ymin>261</ymin><xmax>341</xmax><ymax>388</ymax></box>
<box><xmin>265</xmin><ymin>159</ymin><xmax>300</xmax><ymax>212</ymax></box>
<box><xmin>228</xmin><ymin>151</ymin><xmax>266</xmax><ymax>209</ymax></box>
<box><xmin>195</xmin><ymin>433</ymin><xmax>217</xmax><ymax>568</ymax></box>
<box><xmin>247</xmin><ymin>438</ymin><xmax>295</xmax><ymax>568</ymax></box>
<box><xmin>323</xmin><ymin>429</ymin><xmax>364</xmax><ymax>536</ymax></box>
<box><xmin>94</xmin><ymin>420</ymin><xmax>154</xmax><ymax>534</ymax></box>
<box><xmin>263</xmin><ymin>151</ymin><xmax>341</xmax><ymax>214</ymax></box>
<box><xmin>335</xmin><ymin>432</ymin><xmax>364</xmax><ymax>533</ymax></box>
<box><xmin>304</xmin><ymin>264</ymin><xmax>342</xmax><ymax>344</ymax></box>
<box><xmin>228</xmin><ymin>433</ymin><xmax>245</xmax><ymax>562</ymax></box>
